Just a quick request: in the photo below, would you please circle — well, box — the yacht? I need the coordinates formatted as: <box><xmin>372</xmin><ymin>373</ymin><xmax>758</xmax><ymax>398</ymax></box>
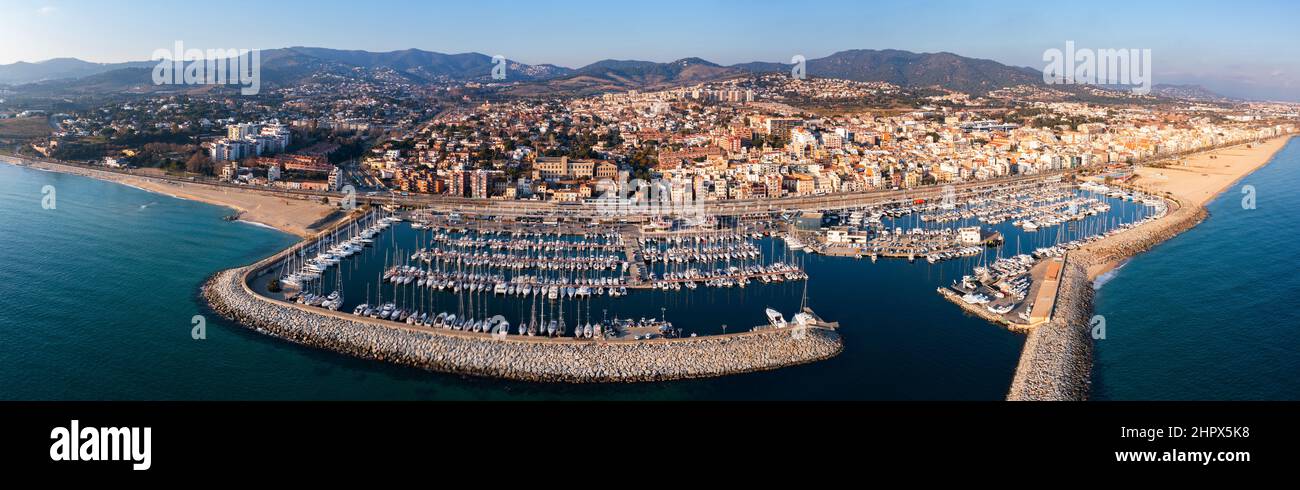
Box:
<box><xmin>765</xmin><ymin>308</ymin><xmax>788</xmax><ymax>329</ymax></box>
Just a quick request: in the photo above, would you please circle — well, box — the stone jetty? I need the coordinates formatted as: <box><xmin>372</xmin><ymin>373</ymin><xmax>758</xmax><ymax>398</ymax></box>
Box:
<box><xmin>202</xmin><ymin>262</ymin><xmax>843</xmax><ymax>383</ymax></box>
<box><xmin>1005</xmin><ymin>256</ymin><xmax>1094</xmax><ymax>400</ymax></box>
<box><xmin>1007</xmin><ymin>195</ymin><xmax>1207</xmax><ymax>400</ymax></box>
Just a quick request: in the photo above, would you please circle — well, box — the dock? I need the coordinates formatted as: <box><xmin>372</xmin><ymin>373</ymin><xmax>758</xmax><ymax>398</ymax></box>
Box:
<box><xmin>937</xmin><ymin>257</ymin><xmax>1064</xmax><ymax>332</ymax></box>
<box><xmin>619</xmin><ymin>226</ymin><xmax>643</xmax><ymax>285</ymax></box>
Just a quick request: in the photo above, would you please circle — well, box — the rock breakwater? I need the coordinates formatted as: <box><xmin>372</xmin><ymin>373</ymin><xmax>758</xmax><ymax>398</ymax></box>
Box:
<box><xmin>202</xmin><ymin>265</ymin><xmax>843</xmax><ymax>383</ymax></box>
<box><xmin>1007</xmin><ymin>196</ymin><xmax>1208</xmax><ymax>400</ymax></box>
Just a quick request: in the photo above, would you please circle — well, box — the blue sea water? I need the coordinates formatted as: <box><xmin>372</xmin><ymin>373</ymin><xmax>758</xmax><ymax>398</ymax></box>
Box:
<box><xmin>0</xmin><ymin>157</ymin><xmax>1199</xmax><ymax>400</ymax></box>
<box><xmin>1094</xmin><ymin>138</ymin><xmax>1300</xmax><ymax>400</ymax></box>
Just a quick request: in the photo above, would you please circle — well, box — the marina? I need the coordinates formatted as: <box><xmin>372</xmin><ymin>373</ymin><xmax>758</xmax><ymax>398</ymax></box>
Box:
<box><xmin>935</xmin><ymin>181</ymin><xmax>1168</xmax><ymax>330</ymax></box>
<box><xmin>202</xmin><ymin>172</ymin><xmax>1161</xmax><ymax>384</ymax></box>
<box><xmin>0</xmin><ymin>149</ymin><xmax>1203</xmax><ymax>395</ymax></box>
<box><xmin>263</xmin><ymin>205</ymin><xmax>826</xmax><ymax>345</ymax></box>
<box><xmin>769</xmin><ymin>179</ymin><xmax>1162</xmax><ymax>331</ymax></box>
<box><xmin>208</xmin><ymin>223</ymin><xmax>846</xmax><ymax>381</ymax></box>
<box><xmin>0</xmin><ymin>158</ymin><xmax>1192</xmax><ymax>397</ymax></box>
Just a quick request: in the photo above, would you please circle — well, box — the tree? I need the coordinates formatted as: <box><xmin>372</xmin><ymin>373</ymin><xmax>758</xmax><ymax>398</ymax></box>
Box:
<box><xmin>185</xmin><ymin>152</ymin><xmax>214</xmax><ymax>175</ymax></box>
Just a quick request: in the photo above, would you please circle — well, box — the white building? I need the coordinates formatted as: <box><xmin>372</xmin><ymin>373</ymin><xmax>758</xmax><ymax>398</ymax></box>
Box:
<box><xmin>327</xmin><ymin>166</ymin><xmax>343</xmax><ymax>191</ymax></box>
<box><xmin>211</xmin><ymin>139</ymin><xmax>252</xmax><ymax>161</ymax></box>
<box><xmin>260</xmin><ymin>124</ymin><xmax>292</xmax><ymax>152</ymax></box>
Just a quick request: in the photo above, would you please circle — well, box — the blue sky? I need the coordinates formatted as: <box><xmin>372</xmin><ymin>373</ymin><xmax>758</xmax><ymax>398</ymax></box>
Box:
<box><xmin>1</xmin><ymin>0</ymin><xmax>1297</xmax><ymax>100</ymax></box>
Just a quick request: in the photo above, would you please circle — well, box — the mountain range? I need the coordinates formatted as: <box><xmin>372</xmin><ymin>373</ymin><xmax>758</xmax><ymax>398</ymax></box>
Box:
<box><xmin>0</xmin><ymin>47</ymin><xmax>1229</xmax><ymax>101</ymax></box>
<box><xmin>0</xmin><ymin>58</ymin><xmax>154</xmax><ymax>85</ymax></box>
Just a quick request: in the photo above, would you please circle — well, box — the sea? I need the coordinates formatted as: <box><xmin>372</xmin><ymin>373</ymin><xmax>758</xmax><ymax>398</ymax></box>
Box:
<box><xmin>1093</xmin><ymin>138</ymin><xmax>1300</xmax><ymax>400</ymax></box>
<box><xmin>3</xmin><ymin>150</ymin><xmax>1280</xmax><ymax>401</ymax></box>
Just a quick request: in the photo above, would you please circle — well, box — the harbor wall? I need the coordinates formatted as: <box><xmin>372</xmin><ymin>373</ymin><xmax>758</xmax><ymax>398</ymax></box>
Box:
<box><xmin>1006</xmin><ymin>196</ymin><xmax>1208</xmax><ymax>400</ymax></box>
<box><xmin>1005</xmin><ymin>256</ymin><xmax>1094</xmax><ymax>400</ymax></box>
<box><xmin>202</xmin><ymin>253</ymin><xmax>843</xmax><ymax>382</ymax></box>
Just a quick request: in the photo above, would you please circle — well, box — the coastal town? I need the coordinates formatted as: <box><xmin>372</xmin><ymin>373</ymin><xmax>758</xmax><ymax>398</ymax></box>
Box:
<box><xmin>12</xmin><ymin>1</ymin><xmax>1300</xmax><ymax>476</ymax></box>
<box><xmin>7</xmin><ymin>64</ymin><xmax>1297</xmax><ymax>209</ymax></box>
<box><xmin>3</xmin><ymin>45</ymin><xmax>1298</xmax><ymax>399</ymax></box>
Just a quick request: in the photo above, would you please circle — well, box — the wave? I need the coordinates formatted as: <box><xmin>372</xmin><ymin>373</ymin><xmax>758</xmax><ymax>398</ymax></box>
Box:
<box><xmin>117</xmin><ymin>182</ymin><xmax>184</xmax><ymax>201</ymax></box>
<box><xmin>237</xmin><ymin>219</ymin><xmax>278</xmax><ymax>231</ymax></box>
<box><xmin>1092</xmin><ymin>259</ymin><xmax>1129</xmax><ymax>290</ymax></box>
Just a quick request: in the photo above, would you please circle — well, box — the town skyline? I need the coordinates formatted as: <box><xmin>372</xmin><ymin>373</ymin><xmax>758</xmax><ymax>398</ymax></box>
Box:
<box><xmin>2</xmin><ymin>0</ymin><xmax>1298</xmax><ymax>101</ymax></box>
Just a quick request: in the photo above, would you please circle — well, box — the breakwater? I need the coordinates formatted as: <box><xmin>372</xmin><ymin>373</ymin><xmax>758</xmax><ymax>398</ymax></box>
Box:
<box><xmin>202</xmin><ymin>257</ymin><xmax>843</xmax><ymax>383</ymax></box>
<box><xmin>1006</xmin><ymin>195</ymin><xmax>1207</xmax><ymax>400</ymax></box>
<box><xmin>1005</xmin><ymin>256</ymin><xmax>1094</xmax><ymax>400</ymax></box>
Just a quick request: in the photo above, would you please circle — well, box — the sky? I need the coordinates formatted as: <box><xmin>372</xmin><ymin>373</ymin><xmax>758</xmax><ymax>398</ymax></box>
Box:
<box><xmin>1</xmin><ymin>0</ymin><xmax>1297</xmax><ymax>100</ymax></box>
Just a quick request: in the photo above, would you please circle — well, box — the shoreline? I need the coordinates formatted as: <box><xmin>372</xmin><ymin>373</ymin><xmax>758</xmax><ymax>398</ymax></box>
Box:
<box><xmin>0</xmin><ymin>154</ymin><xmax>338</xmax><ymax>238</ymax></box>
<box><xmin>7</xmin><ymin>136</ymin><xmax>1292</xmax><ymax>390</ymax></box>
<box><xmin>1007</xmin><ymin>134</ymin><xmax>1294</xmax><ymax>401</ymax></box>
<box><xmin>1084</xmin><ymin>136</ymin><xmax>1292</xmax><ymax>281</ymax></box>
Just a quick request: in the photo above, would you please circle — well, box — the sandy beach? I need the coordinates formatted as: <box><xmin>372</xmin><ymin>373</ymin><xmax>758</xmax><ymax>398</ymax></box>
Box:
<box><xmin>1</xmin><ymin>156</ymin><xmax>340</xmax><ymax>238</ymax></box>
<box><xmin>1084</xmin><ymin>135</ymin><xmax>1293</xmax><ymax>280</ymax></box>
